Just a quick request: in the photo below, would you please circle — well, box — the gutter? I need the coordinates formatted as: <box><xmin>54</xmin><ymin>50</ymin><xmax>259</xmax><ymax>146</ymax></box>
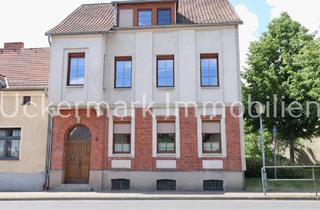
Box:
<box><xmin>0</xmin><ymin>87</ymin><xmax>48</xmax><ymax>91</ymax></box>
<box><xmin>45</xmin><ymin>21</ymin><xmax>243</xmax><ymax>37</ymax></box>
<box><xmin>43</xmin><ymin>108</ymin><xmax>54</xmax><ymax>191</ymax></box>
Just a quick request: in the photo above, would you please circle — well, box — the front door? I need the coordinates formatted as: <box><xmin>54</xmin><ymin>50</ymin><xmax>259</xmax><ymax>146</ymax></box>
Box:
<box><xmin>65</xmin><ymin>141</ymin><xmax>91</xmax><ymax>184</ymax></box>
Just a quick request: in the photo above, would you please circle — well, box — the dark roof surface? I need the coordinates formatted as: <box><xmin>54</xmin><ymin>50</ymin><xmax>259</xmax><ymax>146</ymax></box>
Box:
<box><xmin>47</xmin><ymin>0</ymin><xmax>242</xmax><ymax>35</ymax></box>
<box><xmin>0</xmin><ymin>48</ymin><xmax>50</xmax><ymax>89</ymax></box>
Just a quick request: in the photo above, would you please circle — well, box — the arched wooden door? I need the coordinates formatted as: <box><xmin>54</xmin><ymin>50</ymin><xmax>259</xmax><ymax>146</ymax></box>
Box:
<box><xmin>65</xmin><ymin>125</ymin><xmax>91</xmax><ymax>184</ymax></box>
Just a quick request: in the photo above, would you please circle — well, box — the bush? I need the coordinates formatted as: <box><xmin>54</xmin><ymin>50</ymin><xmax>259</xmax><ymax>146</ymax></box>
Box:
<box><xmin>245</xmin><ymin>157</ymin><xmax>309</xmax><ymax>179</ymax></box>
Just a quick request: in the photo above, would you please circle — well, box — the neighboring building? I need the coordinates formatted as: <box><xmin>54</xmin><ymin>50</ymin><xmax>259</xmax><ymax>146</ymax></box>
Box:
<box><xmin>0</xmin><ymin>43</ymin><xmax>50</xmax><ymax>191</ymax></box>
<box><xmin>47</xmin><ymin>0</ymin><xmax>245</xmax><ymax>191</ymax></box>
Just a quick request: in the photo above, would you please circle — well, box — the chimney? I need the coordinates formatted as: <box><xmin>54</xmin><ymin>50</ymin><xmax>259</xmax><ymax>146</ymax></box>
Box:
<box><xmin>4</xmin><ymin>42</ymin><xmax>24</xmax><ymax>50</ymax></box>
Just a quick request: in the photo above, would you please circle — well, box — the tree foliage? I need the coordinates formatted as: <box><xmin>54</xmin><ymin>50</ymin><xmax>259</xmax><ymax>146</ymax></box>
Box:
<box><xmin>243</xmin><ymin>12</ymin><xmax>320</xmax><ymax>162</ymax></box>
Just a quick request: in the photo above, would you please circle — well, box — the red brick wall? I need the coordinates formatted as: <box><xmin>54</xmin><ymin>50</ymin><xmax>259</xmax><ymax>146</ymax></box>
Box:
<box><xmin>224</xmin><ymin>107</ymin><xmax>242</xmax><ymax>171</ymax></box>
<box><xmin>132</xmin><ymin>108</ymin><xmax>154</xmax><ymax>170</ymax></box>
<box><xmin>177</xmin><ymin>107</ymin><xmax>201</xmax><ymax>170</ymax></box>
<box><xmin>51</xmin><ymin>107</ymin><xmax>243</xmax><ymax>172</ymax></box>
<box><xmin>51</xmin><ymin>109</ymin><xmax>107</xmax><ymax>171</ymax></box>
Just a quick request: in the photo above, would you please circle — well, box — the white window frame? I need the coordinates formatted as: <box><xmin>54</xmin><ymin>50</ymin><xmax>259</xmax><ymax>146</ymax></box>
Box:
<box><xmin>197</xmin><ymin>108</ymin><xmax>227</xmax><ymax>158</ymax></box>
<box><xmin>152</xmin><ymin>108</ymin><xmax>180</xmax><ymax>158</ymax></box>
<box><xmin>63</xmin><ymin>48</ymin><xmax>89</xmax><ymax>88</ymax></box>
<box><xmin>108</xmin><ymin>109</ymin><xmax>135</xmax><ymax>158</ymax></box>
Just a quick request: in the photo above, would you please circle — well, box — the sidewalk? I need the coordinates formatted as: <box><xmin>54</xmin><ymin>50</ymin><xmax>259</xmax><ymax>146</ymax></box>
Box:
<box><xmin>0</xmin><ymin>192</ymin><xmax>318</xmax><ymax>201</ymax></box>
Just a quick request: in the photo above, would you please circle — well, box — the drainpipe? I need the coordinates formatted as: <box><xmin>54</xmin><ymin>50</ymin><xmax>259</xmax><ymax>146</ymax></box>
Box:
<box><xmin>47</xmin><ymin>35</ymin><xmax>52</xmax><ymax>46</ymax></box>
<box><xmin>43</xmin><ymin>109</ymin><xmax>54</xmax><ymax>191</ymax></box>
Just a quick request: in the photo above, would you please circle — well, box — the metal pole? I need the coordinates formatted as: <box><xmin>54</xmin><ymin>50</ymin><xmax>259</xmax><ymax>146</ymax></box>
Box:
<box><xmin>312</xmin><ymin>167</ymin><xmax>318</xmax><ymax>197</ymax></box>
<box><xmin>260</xmin><ymin>116</ymin><xmax>268</xmax><ymax>194</ymax></box>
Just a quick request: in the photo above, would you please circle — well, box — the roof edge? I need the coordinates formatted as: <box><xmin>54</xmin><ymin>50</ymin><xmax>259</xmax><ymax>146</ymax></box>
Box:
<box><xmin>46</xmin><ymin>21</ymin><xmax>242</xmax><ymax>36</ymax></box>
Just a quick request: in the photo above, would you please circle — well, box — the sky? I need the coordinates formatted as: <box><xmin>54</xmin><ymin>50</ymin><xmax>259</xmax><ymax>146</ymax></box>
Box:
<box><xmin>0</xmin><ymin>0</ymin><xmax>320</xmax><ymax>69</ymax></box>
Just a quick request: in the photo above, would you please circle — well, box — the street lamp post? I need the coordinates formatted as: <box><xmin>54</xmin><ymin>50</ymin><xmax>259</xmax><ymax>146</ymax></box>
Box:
<box><xmin>254</xmin><ymin>103</ymin><xmax>268</xmax><ymax>194</ymax></box>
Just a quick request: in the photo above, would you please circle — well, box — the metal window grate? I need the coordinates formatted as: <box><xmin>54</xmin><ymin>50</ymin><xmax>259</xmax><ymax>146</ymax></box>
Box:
<box><xmin>157</xmin><ymin>179</ymin><xmax>176</xmax><ymax>191</ymax></box>
<box><xmin>111</xmin><ymin>179</ymin><xmax>130</xmax><ymax>190</ymax></box>
<box><xmin>203</xmin><ymin>180</ymin><xmax>224</xmax><ymax>191</ymax></box>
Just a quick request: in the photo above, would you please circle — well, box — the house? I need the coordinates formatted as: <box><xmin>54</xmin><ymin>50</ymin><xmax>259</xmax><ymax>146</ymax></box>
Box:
<box><xmin>47</xmin><ymin>0</ymin><xmax>245</xmax><ymax>191</ymax></box>
<box><xmin>0</xmin><ymin>42</ymin><xmax>50</xmax><ymax>191</ymax></box>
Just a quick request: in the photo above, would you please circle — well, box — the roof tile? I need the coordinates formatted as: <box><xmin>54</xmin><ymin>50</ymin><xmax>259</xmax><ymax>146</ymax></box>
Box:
<box><xmin>0</xmin><ymin>48</ymin><xmax>50</xmax><ymax>89</ymax></box>
<box><xmin>47</xmin><ymin>0</ymin><xmax>242</xmax><ymax>35</ymax></box>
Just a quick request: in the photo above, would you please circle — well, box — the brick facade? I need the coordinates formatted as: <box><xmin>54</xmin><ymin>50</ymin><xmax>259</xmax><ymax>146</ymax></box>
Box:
<box><xmin>51</xmin><ymin>107</ymin><xmax>242</xmax><ymax>173</ymax></box>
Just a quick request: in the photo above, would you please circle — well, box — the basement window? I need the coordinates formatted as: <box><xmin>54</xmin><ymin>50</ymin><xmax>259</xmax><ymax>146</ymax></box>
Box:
<box><xmin>111</xmin><ymin>179</ymin><xmax>130</xmax><ymax>190</ymax></box>
<box><xmin>156</xmin><ymin>179</ymin><xmax>176</xmax><ymax>191</ymax></box>
<box><xmin>203</xmin><ymin>180</ymin><xmax>224</xmax><ymax>191</ymax></box>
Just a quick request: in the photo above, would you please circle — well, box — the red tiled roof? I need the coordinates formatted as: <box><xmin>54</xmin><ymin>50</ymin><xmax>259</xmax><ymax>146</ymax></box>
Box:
<box><xmin>177</xmin><ymin>0</ymin><xmax>242</xmax><ymax>24</ymax></box>
<box><xmin>0</xmin><ymin>48</ymin><xmax>50</xmax><ymax>89</ymax></box>
<box><xmin>46</xmin><ymin>0</ymin><xmax>242</xmax><ymax>35</ymax></box>
<box><xmin>46</xmin><ymin>3</ymin><xmax>114</xmax><ymax>35</ymax></box>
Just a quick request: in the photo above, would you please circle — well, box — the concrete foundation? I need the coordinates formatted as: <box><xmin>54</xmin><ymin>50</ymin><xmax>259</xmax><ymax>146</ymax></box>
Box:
<box><xmin>50</xmin><ymin>170</ymin><xmax>244</xmax><ymax>192</ymax></box>
<box><xmin>0</xmin><ymin>172</ymin><xmax>45</xmax><ymax>192</ymax></box>
<box><xmin>102</xmin><ymin>171</ymin><xmax>244</xmax><ymax>192</ymax></box>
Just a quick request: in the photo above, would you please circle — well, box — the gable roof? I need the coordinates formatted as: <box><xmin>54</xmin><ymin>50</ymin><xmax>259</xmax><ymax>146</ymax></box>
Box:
<box><xmin>0</xmin><ymin>48</ymin><xmax>50</xmax><ymax>90</ymax></box>
<box><xmin>46</xmin><ymin>0</ymin><xmax>242</xmax><ymax>36</ymax></box>
<box><xmin>177</xmin><ymin>0</ymin><xmax>242</xmax><ymax>25</ymax></box>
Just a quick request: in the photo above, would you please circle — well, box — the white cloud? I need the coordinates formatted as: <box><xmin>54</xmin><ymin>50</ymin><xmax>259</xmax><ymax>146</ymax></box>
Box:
<box><xmin>234</xmin><ymin>5</ymin><xmax>259</xmax><ymax>70</ymax></box>
<box><xmin>266</xmin><ymin>0</ymin><xmax>320</xmax><ymax>34</ymax></box>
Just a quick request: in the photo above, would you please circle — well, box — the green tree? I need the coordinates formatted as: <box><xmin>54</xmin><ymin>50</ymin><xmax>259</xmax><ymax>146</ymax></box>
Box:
<box><xmin>243</xmin><ymin>12</ymin><xmax>320</xmax><ymax>162</ymax></box>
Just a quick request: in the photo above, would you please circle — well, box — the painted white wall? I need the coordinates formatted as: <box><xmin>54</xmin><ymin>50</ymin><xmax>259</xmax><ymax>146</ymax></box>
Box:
<box><xmin>49</xmin><ymin>34</ymin><xmax>106</xmax><ymax>104</ymax></box>
<box><xmin>49</xmin><ymin>26</ymin><xmax>241</xmax><ymax>105</ymax></box>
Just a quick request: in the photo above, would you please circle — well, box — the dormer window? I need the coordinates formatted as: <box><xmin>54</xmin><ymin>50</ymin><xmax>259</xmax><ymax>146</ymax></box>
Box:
<box><xmin>157</xmin><ymin>9</ymin><xmax>171</xmax><ymax>25</ymax></box>
<box><xmin>138</xmin><ymin>10</ymin><xmax>152</xmax><ymax>27</ymax></box>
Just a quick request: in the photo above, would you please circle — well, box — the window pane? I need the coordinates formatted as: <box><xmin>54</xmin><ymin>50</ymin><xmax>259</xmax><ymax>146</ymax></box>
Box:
<box><xmin>6</xmin><ymin>140</ymin><xmax>20</xmax><ymax>159</ymax></box>
<box><xmin>11</xmin><ymin>129</ymin><xmax>21</xmax><ymax>137</ymax></box>
<box><xmin>114</xmin><ymin>134</ymin><xmax>131</xmax><ymax>153</ymax></box>
<box><xmin>69</xmin><ymin>125</ymin><xmax>91</xmax><ymax>141</ymax></box>
<box><xmin>202</xmin><ymin>134</ymin><xmax>221</xmax><ymax>153</ymax></box>
<box><xmin>158</xmin><ymin>9</ymin><xmax>171</xmax><ymax>25</ymax></box>
<box><xmin>157</xmin><ymin>58</ymin><xmax>174</xmax><ymax>87</ymax></box>
<box><xmin>116</xmin><ymin>60</ymin><xmax>132</xmax><ymax>88</ymax></box>
<box><xmin>157</xmin><ymin>133</ymin><xmax>175</xmax><ymax>153</ymax></box>
<box><xmin>0</xmin><ymin>140</ymin><xmax>5</xmax><ymax>158</ymax></box>
<box><xmin>69</xmin><ymin>56</ymin><xmax>85</xmax><ymax>85</ymax></box>
<box><xmin>138</xmin><ymin>10</ymin><xmax>152</xmax><ymax>26</ymax></box>
<box><xmin>0</xmin><ymin>130</ymin><xmax>6</xmax><ymax>138</ymax></box>
<box><xmin>201</xmin><ymin>57</ymin><xmax>218</xmax><ymax>86</ymax></box>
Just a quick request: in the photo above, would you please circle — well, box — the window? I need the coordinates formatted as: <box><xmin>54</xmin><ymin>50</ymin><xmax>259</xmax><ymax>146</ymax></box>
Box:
<box><xmin>22</xmin><ymin>96</ymin><xmax>31</xmax><ymax>105</ymax></box>
<box><xmin>157</xmin><ymin>179</ymin><xmax>176</xmax><ymax>191</ymax></box>
<box><xmin>68</xmin><ymin>125</ymin><xmax>91</xmax><ymax>141</ymax></box>
<box><xmin>202</xmin><ymin>122</ymin><xmax>222</xmax><ymax>153</ymax></box>
<box><xmin>111</xmin><ymin>179</ymin><xmax>130</xmax><ymax>190</ymax></box>
<box><xmin>157</xmin><ymin>55</ymin><xmax>174</xmax><ymax>87</ymax></box>
<box><xmin>157</xmin><ymin>9</ymin><xmax>171</xmax><ymax>25</ymax></box>
<box><xmin>67</xmin><ymin>53</ymin><xmax>85</xmax><ymax>86</ymax></box>
<box><xmin>113</xmin><ymin>123</ymin><xmax>131</xmax><ymax>154</ymax></box>
<box><xmin>0</xmin><ymin>128</ymin><xmax>21</xmax><ymax>160</ymax></box>
<box><xmin>203</xmin><ymin>180</ymin><xmax>224</xmax><ymax>191</ymax></box>
<box><xmin>138</xmin><ymin>10</ymin><xmax>152</xmax><ymax>26</ymax></box>
<box><xmin>115</xmin><ymin>57</ymin><xmax>132</xmax><ymax>88</ymax></box>
<box><xmin>157</xmin><ymin>122</ymin><xmax>175</xmax><ymax>153</ymax></box>
<box><xmin>200</xmin><ymin>54</ymin><xmax>219</xmax><ymax>87</ymax></box>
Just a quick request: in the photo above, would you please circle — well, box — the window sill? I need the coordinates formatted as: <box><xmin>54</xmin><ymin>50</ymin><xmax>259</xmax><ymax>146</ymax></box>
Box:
<box><xmin>156</xmin><ymin>87</ymin><xmax>175</xmax><ymax>90</ymax></box>
<box><xmin>200</xmin><ymin>153</ymin><xmax>225</xmax><ymax>158</ymax></box>
<box><xmin>201</xmin><ymin>86</ymin><xmax>220</xmax><ymax>90</ymax></box>
<box><xmin>66</xmin><ymin>85</ymin><xmax>84</xmax><ymax>89</ymax></box>
<box><xmin>110</xmin><ymin>154</ymin><xmax>133</xmax><ymax>158</ymax></box>
<box><xmin>155</xmin><ymin>153</ymin><xmax>177</xmax><ymax>158</ymax></box>
<box><xmin>0</xmin><ymin>158</ymin><xmax>20</xmax><ymax>161</ymax></box>
<box><xmin>114</xmin><ymin>87</ymin><xmax>132</xmax><ymax>90</ymax></box>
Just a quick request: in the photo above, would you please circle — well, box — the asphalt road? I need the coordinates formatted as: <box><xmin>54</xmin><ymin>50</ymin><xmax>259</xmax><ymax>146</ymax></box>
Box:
<box><xmin>0</xmin><ymin>200</ymin><xmax>319</xmax><ymax>210</ymax></box>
